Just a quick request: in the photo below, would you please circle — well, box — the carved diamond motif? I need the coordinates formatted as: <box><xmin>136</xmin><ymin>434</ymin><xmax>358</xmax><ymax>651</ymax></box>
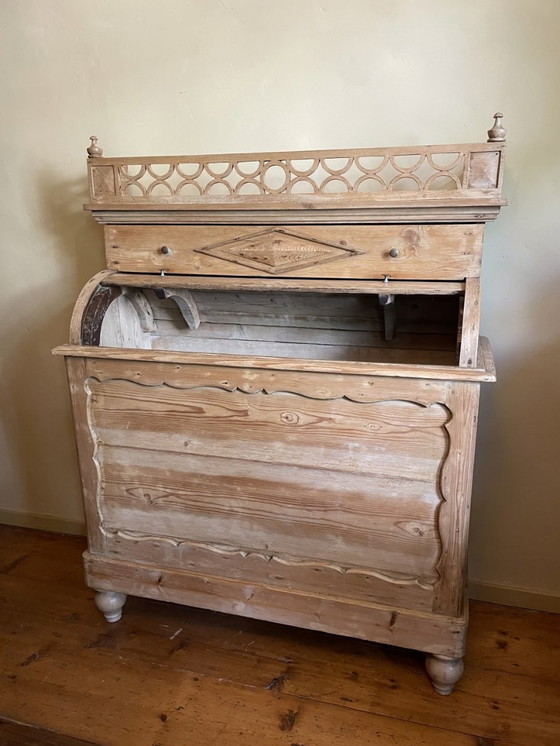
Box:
<box><xmin>194</xmin><ymin>229</ymin><xmax>362</xmax><ymax>274</ymax></box>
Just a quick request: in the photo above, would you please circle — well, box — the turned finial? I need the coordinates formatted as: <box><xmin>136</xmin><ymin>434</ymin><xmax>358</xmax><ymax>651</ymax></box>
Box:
<box><xmin>487</xmin><ymin>113</ymin><xmax>506</xmax><ymax>142</ymax></box>
<box><xmin>87</xmin><ymin>135</ymin><xmax>103</xmax><ymax>158</ymax></box>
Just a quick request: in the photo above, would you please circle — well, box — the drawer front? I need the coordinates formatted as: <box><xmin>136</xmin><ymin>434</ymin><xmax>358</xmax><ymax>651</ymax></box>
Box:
<box><xmin>105</xmin><ymin>224</ymin><xmax>483</xmax><ymax>280</ymax></box>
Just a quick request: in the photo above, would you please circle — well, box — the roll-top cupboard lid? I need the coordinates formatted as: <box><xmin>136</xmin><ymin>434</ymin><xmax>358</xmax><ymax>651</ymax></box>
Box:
<box><xmin>85</xmin><ymin>114</ymin><xmax>506</xmax><ymax>225</ymax></box>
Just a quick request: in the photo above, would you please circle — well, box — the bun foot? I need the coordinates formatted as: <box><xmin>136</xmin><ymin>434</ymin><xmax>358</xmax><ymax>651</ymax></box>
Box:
<box><xmin>425</xmin><ymin>654</ymin><xmax>464</xmax><ymax>695</ymax></box>
<box><xmin>94</xmin><ymin>590</ymin><xmax>127</xmax><ymax>623</ymax></box>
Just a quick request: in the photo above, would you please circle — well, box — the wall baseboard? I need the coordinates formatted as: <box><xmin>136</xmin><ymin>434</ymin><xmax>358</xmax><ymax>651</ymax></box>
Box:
<box><xmin>1</xmin><ymin>509</ymin><xmax>558</xmax><ymax>613</ymax></box>
<box><xmin>0</xmin><ymin>508</ymin><xmax>85</xmax><ymax>537</ymax></box>
<box><xmin>469</xmin><ymin>580</ymin><xmax>560</xmax><ymax>614</ymax></box>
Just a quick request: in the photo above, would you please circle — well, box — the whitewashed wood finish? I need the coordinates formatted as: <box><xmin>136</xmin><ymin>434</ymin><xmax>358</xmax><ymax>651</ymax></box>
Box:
<box><xmin>65</xmin><ymin>357</ymin><xmax>105</xmax><ymax>554</ymax></box>
<box><xmin>102</xmin><ymin>273</ymin><xmax>465</xmax><ymax>295</ymax></box>
<box><xmin>87</xmin><ymin>283</ymin><xmax>462</xmax><ymax>364</ymax></box>
<box><xmin>84</xmin><ymin>552</ymin><xmax>467</xmax><ymax>657</ymax></box>
<box><xmin>54</xmin><ymin>340</ymin><xmax>496</xmax><ymax>382</ymax></box>
<box><xmin>57</xmin><ymin>119</ymin><xmax>506</xmax><ymax>695</ymax></box>
<box><xmin>99</xmin><ymin>293</ymin><xmax>150</xmax><ymax>350</ymax></box>
<box><xmin>122</xmin><ymin>288</ymin><xmax>156</xmax><ymax>332</ymax></box>
<box><xmin>104</xmin><ymin>224</ymin><xmax>483</xmax><ymax>280</ymax></box>
<box><xmin>86</xmin><ymin>138</ymin><xmax>505</xmax><ymax>209</ymax></box>
<box><xmin>458</xmin><ymin>277</ymin><xmax>481</xmax><ymax>367</ymax></box>
<box><xmin>63</xmin><ymin>354</ymin><xmax>481</xmax><ymax>637</ymax></box>
<box><xmin>154</xmin><ymin>288</ymin><xmax>200</xmax><ymax>329</ymax></box>
<box><xmin>100</xmin><ymin>527</ymin><xmax>434</xmax><ymax>610</ymax></box>
<box><xmin>89</xmin><ymin>380</ymin><xmax>450</xmax><ymax>581</ymax></box>
<box><xmin>147</xmin><ymin>336</ymin><xmax>457</xmax><ymax>365</ymax></box>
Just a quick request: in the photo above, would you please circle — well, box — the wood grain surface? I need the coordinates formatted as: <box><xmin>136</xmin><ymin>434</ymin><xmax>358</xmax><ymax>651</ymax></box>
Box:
<box><xmin>105</xmin><ymin>224</ymin><xmax>483</xmax><ymax>280</ymax></box>
<box><xmin>58</xmin><ymin>125</ymin><xmax>507</xmax><ymax>706</ymax></box>
<box><xmin>53</xmin><ymin>339</ymin><xmax>497</xmax><ymax>381</ymax></box>
<box><xmin>60</xmin><ymin>353</ymin><xmax>486</xmax><ymax>656</ymax></box>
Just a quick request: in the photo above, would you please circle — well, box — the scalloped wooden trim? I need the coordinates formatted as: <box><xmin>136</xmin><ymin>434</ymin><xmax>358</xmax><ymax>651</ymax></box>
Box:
<box><xmin>107</xmin><ymin>529</ymin><xmax>437</xmax><ymax>589</ymax></box>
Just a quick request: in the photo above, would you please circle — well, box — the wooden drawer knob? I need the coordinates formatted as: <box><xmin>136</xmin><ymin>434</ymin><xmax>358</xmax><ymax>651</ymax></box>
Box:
<box><xmin>160</xmin><ymin>245</ymin><xmax>172</xmax><ymax>255</ymax></box>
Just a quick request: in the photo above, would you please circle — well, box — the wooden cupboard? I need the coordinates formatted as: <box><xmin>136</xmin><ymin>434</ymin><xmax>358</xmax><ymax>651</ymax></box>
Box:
<box><xmin>54</xmin><ymin>114</ymin><xmax>506</xmax><ymax>694</ymax></box>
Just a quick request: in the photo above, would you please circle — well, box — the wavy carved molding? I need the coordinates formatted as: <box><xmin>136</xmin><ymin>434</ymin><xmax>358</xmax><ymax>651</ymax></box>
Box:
<box><xmin>105</xmin><ymin>528</ymin><xmax>437</xmax><ymax>590</ymax></box>
<box><xmin>84</xmin><ymin>378</ymin><xmax>105</xmax><ymax>531</ymax></box>
<box><xmin>83</xmin><ymin>371</ymin><xmax>448</xmax><ymax>407</ymax></box>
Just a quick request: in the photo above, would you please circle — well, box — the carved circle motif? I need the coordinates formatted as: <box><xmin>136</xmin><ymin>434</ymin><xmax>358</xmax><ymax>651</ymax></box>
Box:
<box><xmin>117</xmin><ymin>151</ymin><xmax>467</xmax><ymax>198</ymax></box>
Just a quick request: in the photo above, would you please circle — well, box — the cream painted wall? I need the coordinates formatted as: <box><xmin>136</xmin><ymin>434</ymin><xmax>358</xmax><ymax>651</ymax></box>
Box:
<box><xmin>1</xmin><ymin>1</ymin><xmax>559</xmax><ymax>606</ymax></box>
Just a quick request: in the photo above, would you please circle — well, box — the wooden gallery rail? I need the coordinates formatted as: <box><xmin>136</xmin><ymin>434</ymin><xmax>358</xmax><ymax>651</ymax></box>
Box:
<box><xmin>54</xmin><ymin>114</ymin><xmax>507</xmax><ymax>695</ymax></box>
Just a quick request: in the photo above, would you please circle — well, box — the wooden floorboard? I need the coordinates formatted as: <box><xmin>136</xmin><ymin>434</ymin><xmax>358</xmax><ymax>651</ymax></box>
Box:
<box><xmin>0</xmin><ymin>524</ymin><xmax>558</xmax><ymax>746</ymax></box>
<box><xmin>0</xmin><ymin>718</ymin><xmax>102</xmax><ymax>746</ymax></box>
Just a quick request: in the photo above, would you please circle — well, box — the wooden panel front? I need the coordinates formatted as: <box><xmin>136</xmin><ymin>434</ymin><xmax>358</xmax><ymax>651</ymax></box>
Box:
<box><xmin>77</xmin><ymin>362</ymin><xmax>458</xmax><ymax>614</ymax></box>
<box><xmin>105</xmin><ymin>224</ymin><xmax>483</xmax><ymax>280</ymax></box>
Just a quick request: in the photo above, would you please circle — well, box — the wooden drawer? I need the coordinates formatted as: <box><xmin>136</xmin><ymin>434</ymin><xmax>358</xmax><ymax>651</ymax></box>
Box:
<box><xmin>105</xmin><ymin>224</ymin><xmax>483</xmax><ymax>280</ymax></box>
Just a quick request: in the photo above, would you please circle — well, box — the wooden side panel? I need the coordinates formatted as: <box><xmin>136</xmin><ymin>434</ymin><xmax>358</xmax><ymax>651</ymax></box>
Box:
<box><xmin>458</xmin><ymin>277</ymin><xmax>481</xmax><ymax>367</ymax></box>
<box><xmin>105</xmin><ymin>224</ymin><xmax>483</xmax><ymax>280</ymax></box>
<box><xmin>64</xmin><ymin>358</ymin><xmax>104</xmax><ymax>553</ymax></box>
<box><xmin>434</xmin><ymin>382</ymin><xmax>481</xmax><ymax>616</ymax></box>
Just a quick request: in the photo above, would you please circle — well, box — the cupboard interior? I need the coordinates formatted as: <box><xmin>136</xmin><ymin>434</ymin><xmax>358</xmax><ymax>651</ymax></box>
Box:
<box><xmin>99</xmin><ymin>287</ymin><xmax>461</xmax><ymax>366</ymax></box>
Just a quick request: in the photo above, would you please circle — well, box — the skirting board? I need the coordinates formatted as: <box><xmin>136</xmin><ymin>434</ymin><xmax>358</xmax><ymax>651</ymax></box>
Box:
<box><xmin>0</xmin><ymin>509</ymin><xmax>558</xmax><ymax>614</ymax></box>
<box><xmin>0</xmin><ymin>508</ymin><xmax>85</xmax><ymax>537</ymax></box>
<box><xmin>468</xmin><ymin>580</ymin><xmax>560</xmax><ymax>615</ymax></box>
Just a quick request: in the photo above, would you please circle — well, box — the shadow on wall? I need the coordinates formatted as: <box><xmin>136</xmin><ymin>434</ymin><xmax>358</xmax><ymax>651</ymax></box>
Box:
<box><xmin>470</xmin><ymin>279</ymin><xmax>560</xmax><ymax>597</ymax></box>
<box><xmin>0</xmin><ymin>173</ymin><xmax>104</xmax><ymax>523</ymax></box>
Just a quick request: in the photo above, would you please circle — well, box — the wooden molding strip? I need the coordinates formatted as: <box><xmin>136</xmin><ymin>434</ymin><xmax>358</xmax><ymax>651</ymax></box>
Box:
<box><xmin>53</xmin><ymin>337</ymin><xmax>496</xmax><ymax>382</ymax></box>
<box><xmin>86</xmin><ymin>205</ymin><xmax>506</xmax><ymax>226</ymax></box>
<box><xmin>91</xmin><ymin>140</ymin><xmax>505</xmax><ymax>165</ymax></box>
<box><xmin>101</xmin><ymin>274</ymin><xmax>465</xmax><ymax>296</ymax></box>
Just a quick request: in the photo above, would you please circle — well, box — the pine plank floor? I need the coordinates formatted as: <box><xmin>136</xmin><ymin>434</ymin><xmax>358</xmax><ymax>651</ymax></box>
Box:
<box><xmin>0</xmin><ymin>524</ymin><xmax>558</xmax><ymax>746</ymax></box>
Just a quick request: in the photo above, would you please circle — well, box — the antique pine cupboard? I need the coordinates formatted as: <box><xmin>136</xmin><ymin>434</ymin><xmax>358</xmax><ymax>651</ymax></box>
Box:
<box><xmin>54</xmin><ymin>114</ymin><xmax>506</xmax><ymax>694</ymax></box>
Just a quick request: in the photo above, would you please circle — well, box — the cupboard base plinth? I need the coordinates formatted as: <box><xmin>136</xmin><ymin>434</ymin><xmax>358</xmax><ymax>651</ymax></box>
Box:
<box><xmin>85</xmin><ymin>552</ymin><xmax>468</xmax><ymax>660</ymax></box>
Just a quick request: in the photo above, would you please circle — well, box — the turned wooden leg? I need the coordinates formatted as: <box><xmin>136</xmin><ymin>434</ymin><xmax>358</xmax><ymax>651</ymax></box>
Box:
<box><xmin>425</xmin><ymin>654</ymin><xmax>464</xmax><ymax>695</ymax></box>
<box><xmin>94</xmin><ymin>590</ymin><xmax>127</xmax><ymax>623</ymax></box>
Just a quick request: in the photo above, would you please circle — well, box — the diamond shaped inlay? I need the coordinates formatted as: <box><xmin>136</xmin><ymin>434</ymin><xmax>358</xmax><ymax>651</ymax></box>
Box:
<box><xmin>194</xmin><ymin>229</ymin><xmax>362</xmax><ymax>275</ymax></box>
